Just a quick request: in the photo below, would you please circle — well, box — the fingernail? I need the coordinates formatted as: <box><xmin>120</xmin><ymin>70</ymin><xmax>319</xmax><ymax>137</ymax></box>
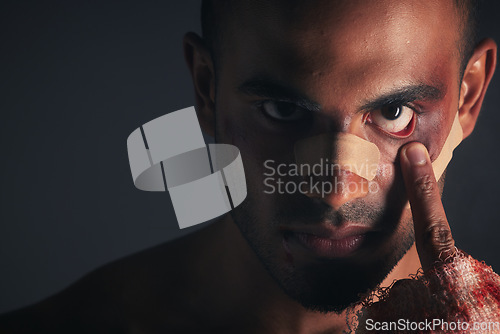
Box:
<box><xmin>405</xmin><ymin>144</ymin><xmax>428</xmax><ymax>166</ymax></box>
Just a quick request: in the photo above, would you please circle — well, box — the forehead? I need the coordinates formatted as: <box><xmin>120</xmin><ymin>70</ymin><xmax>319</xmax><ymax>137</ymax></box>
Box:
<box><xmin>221</xmin><ymin>0</ymin><xmax>461</xmax><ymax>108</ymax></box>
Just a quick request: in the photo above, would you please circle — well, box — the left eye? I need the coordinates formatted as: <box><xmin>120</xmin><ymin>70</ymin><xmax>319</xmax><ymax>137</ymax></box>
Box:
<box><xmin>369</xmin><ymin>105</ymin><xmax>415</xmax><ymax>136</ymax></box>
<box><xmin>260</xmin><ymin>101</ymin><xmax>310</xmax><ymax>122</ymax></box>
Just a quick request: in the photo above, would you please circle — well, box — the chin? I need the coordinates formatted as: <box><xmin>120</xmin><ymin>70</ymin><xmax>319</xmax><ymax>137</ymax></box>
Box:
<box><xmin>271</xmin><ymin>231</ymin><xmax>415</xmax><ymax>314</ymax></box>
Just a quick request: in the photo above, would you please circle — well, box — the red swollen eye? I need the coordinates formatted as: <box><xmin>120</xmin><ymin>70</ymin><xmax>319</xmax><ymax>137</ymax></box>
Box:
<box><xmin>368</xmin><ymin>105</ymin><xmax>415</xmax><ymax>137</ymax></box>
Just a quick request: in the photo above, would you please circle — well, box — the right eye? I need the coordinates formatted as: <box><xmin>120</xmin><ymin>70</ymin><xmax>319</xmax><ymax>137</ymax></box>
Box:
<box><xmin>367</xmin><ymin>104</ymin><xmax>416</xmax><ymax>137</ymax></box>
<box><xmin>260</xmin><ymin>101</ymin><xmax>310</xmax><ymax>122</ymax></box>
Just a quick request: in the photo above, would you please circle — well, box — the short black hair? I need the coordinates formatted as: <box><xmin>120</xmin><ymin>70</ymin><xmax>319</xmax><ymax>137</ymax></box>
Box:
<box><xmin>200</xmin><ymin>0</ymin><xmax>230</xmax><ymax>70</ymax></box>
<box><xmin>455</xmin><ymin>0</ymin><xmax>480</xmax><ymax>77</ymax></box>
<box><xmin>201</xmin><ymin>0</ymin><xmax>479</xmax><ymax>76</ymax></box>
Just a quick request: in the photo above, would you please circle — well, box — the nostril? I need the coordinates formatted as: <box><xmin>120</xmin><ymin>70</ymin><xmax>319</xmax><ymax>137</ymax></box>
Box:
<box><xmin>314</xmin><ymin>171</ymin><xmax>371</xmax><ymax>210</ymax></box>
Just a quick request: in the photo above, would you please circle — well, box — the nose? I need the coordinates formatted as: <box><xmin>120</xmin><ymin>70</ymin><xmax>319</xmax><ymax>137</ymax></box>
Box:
<box><xmin>303</xmin><ymin>167</ymin><xmax>370</xmax><ymax>210</ymax></box>
<box><xmin>294</xmin><ymin>130</ymin><xmax>380</xmax><ymax>210</ymax></box>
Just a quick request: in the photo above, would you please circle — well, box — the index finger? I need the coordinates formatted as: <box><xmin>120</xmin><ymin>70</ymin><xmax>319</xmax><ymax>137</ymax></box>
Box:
<box><xmin>400</xmin><ymin>142</ymin><xmax>456</xmax><ymax>270</ymax></box>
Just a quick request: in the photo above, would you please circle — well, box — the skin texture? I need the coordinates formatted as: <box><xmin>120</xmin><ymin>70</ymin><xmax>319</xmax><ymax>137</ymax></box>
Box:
<box><xmin>0</xmin><ymin>1</ymin><xmax>496</xmax><ymax>333</ymax></box>
<box><xmin>195</xmin><ymin>0</ymin><xmax>480</xmax><ymax>314</ymax></box>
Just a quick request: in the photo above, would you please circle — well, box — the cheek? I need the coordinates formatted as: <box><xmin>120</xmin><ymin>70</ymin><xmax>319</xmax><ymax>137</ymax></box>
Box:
<box><xmin>366</xmin><ymin>107</ymin><xmax>455</xmax><ymax>199</ymax></box>
<box><xmin>215</xmin><ymin>93</ymin><xmax>300</xmax><ymax>173</ymax></box>
<box><xmin>376</xmin><ymin>161</ymin><xmax>397</xmax><ymax>185</ymax></box>
<box><xmin>214</xmin><ymin>105</ymin><xmax>288</xmax><ymax>209</ymax></box>
<box><xmin>416</xmin><ymin>109</ymin><xmax>457</xmax><ymax>164</ymax></box>
<box><xmin>363</xmin><ymin>137</ymin><xmax>401</xmax><ymax>201</ymax></box>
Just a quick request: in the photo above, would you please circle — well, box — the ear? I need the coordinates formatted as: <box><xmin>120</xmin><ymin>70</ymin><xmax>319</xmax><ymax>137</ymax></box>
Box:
<box><xmin>458</xmin><ymin>38</ymin><xmax>497</xmax><ymax>139</ymax></box>
<box><xmin>183</xmin><ymin>32</ymin><xmax>216</xmax><ymax>137</ymax></box>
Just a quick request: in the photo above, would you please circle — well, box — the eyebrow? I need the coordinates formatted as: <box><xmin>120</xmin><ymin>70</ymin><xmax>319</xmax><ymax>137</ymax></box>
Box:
<box><xmin>237</xmin><ymin>78</ymin><xmax>322</xmax><ymax>112</ymax></box>
<box><xmin>359</xmin><ymin>84</ymin><xmax>445</xmax><ymax>112</ymax></box>
<box><xmin>238</xmin><ymin>78</ymin><xmax>445</xmax><ymax>114</ymax></box>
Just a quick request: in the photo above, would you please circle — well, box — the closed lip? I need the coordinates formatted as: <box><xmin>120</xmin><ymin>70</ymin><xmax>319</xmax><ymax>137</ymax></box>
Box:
<box><xmin>280</xmin><ymin>223</ymin><xmax>375</xmax><ymax>240</ymax></box>
<box><xmin>280</xmin><ymin>223</ymin><xmax>377</xmax><ymax>258</ymax></box>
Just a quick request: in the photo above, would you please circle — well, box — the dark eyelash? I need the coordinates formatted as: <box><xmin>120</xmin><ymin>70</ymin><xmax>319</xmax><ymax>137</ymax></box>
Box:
<box><xmin>256</xmin><ymin>100</ymin><xmax>315</xmax><ymax>125</ymax></box>
<box><xmin>404</xmin><ymin>103</ymin><xmax>423</xmax><ymax>115</ymax></box>
<box><xmin>367</xmin><ymin>102</ymin><xmax>422</xmax><ymax>116</ymax></box>
<box><xmin>255</xmin><ymin>99</ymin><xmax>318</xmax><ymax>115</ymax></box>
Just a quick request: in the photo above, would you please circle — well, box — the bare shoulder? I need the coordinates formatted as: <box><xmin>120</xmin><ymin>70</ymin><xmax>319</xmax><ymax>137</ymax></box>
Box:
<box><xmin>0</xmin><ymin>225</ymin><xmax>216</xmax><ymax>334</ymax></box>
<box><xmin>0</xmin><ymin>260</ymin><xmax>127</xmax><ymax>333</ymax></box>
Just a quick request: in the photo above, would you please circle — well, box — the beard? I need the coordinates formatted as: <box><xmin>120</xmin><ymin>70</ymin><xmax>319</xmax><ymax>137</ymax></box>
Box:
<box><xmin>229</xmin><ymin>188</ymin><xmax>415</xmax><ymax>314</ymax></box>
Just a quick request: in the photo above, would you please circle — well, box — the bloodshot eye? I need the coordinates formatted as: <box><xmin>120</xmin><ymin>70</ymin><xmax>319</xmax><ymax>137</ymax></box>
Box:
<box><xmin>367</xmin><ymin>105</ymin><xmax>416</xmax><ymax>137</ymax></box>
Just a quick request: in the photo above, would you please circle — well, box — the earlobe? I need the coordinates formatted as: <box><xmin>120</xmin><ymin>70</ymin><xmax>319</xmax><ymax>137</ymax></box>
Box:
<box><xmin>183</xmin><ymin>32</ymin><xmax>216</xmax><ymax>137</ymax></box>
<box><xmin>458</xmin><ymin>38</ymin><xmax>497</xmax><ymax>139</ymax></box>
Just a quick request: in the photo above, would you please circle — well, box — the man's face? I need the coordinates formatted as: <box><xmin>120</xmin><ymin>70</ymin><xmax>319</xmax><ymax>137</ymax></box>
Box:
<box><xmin>213</xmin><ymin>0</ymin><xmax>462</xmax><ymax>312</ymax></box>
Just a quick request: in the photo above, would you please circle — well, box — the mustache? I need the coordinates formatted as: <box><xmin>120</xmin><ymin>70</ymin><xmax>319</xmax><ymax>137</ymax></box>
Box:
<box><xmin>274</xmin><ymin>194</ymin><xmax>385</xmax><ymax>227</ymax></box>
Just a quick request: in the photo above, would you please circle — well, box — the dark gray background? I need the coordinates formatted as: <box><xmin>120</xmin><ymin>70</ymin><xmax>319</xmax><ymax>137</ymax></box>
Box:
<box><xmin>0</xmin><ymin>1</ymin><xmax>499</xmax><ymax>314</ymax></box>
